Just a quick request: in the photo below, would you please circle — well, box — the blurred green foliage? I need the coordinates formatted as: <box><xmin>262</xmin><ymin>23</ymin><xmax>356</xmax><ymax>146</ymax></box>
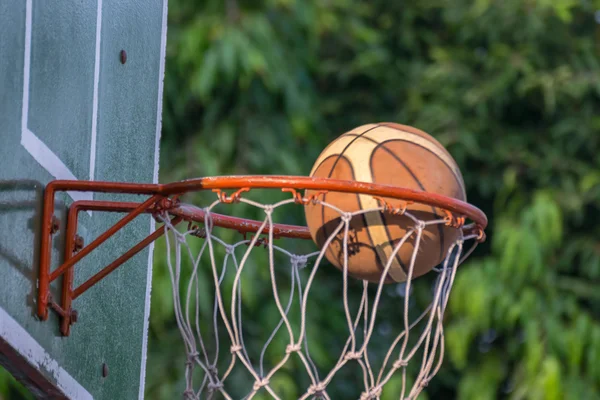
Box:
<box><xmin>148</xmin><ymin>1</ymin><xmax>600</xmax><ymax>398</ymax></box>
<box><xmin>0</xmin><ymin>368</ymin><xmax>31</xmax><ymax>400</ymax></box>
<box><xmin>146</xmin><ymin>0</ymin><xmax>600</xmax><ymax>398</ymax></box>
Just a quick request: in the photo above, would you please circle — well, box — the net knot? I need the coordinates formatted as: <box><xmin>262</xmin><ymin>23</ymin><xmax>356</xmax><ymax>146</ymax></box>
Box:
<box><xmin>415</xmin><ymin>220</ymin><xmax>426</xmax><ymax>231</ymax></box>
<box><xmin>263</xmin><ymin>205</ymin><xmax>274</xmax><ymax>215</ymax></box>
<box><xmin>341</xmin><ymin>212</ymin><xmax>353</xmax><ymax>223</ymax></box>
<box><xmin>344</xmin><ymin>351</ymin><xmax>362</xmax><ymax>361</ymax></box>
<box><xmin>393</xmin><ymin>359</ymin><xmax>408</xmax><ymax>369</ymax></box>
<box><xmin>174</xmin><ymin>230</ymin><xmax>188</xmax><ymax>243</ymax></box>
<box><xmin>183</xmin><ymin>389</ymin><xmax>196</xmax><ymax>399</ymax></box>
<box><xmin>185</xmin><ymin>351</ymin><xmax>199</xmax><ymax>366</ymax></box>
<box><xmin>253</xmin><ymin>378</ymin><xmax>270</xmax><ymax>391</ymax></box>
<box><xmin>291</xmin><ymin>255</ymin><xmax>308</xmax><ymax>269</ymax></box>
<box><xmin>230</xmin><ymin>344</ymin><xmax>242</xmax><ymax>353</ymax></box>
<box><xmin>207</xmin><ymin>381</ymin><xmax>223</xmax><ymax>391</ymax></box>
<box><xmin>286</xmin><ymin>343</ymin><xmax>301</xmax><ymax>353</ymax></box>
<box><xmin>308</xmin><ymin>382</ymin><xmax>326</xmax><ymax>396</ymax></box>
<box><xmin>224</xmin><ymin>245</ymin><xmax>235</xmax><ymax>255</ymax></box>
<box><xmin>420</xmin><ymin>378</ymin><xmax>430</xmax><ymax>387</ymax></box>
<box><xmin>360</xmin><ymin>387</ymin><xmax>382</xmax><ymax>399</ymax></box>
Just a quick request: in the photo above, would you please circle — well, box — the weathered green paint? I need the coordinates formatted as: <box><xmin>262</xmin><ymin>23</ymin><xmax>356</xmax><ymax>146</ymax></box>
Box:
<box><xmin>0</xmin><ymin>1</ymin><xmax>166</xmax><ymax>398</ymax></box>
<box><xmin>28</xmin><ymin>2</ymin><xmax>97</xmax><ymax>176</ymax></box>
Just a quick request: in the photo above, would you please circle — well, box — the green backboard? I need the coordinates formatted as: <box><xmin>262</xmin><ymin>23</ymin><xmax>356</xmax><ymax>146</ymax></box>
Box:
<box><xmin>0</xmin><ymin>1</ymin><xmax>167</xmax><ymax>398</ymax></box>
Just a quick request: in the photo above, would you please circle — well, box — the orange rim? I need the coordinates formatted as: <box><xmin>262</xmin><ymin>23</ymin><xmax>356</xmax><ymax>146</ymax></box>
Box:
<box><xmin>161</xmin><ymin>175</ymin><xmax>487</xmax><ymax>230</ymax></box>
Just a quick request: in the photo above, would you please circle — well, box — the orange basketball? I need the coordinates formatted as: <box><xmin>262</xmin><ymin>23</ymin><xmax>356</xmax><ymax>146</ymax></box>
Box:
<box><xmin>304</xmin><ymin>123</ymin><xmax>466</xmax><ymax>283</ymax></box>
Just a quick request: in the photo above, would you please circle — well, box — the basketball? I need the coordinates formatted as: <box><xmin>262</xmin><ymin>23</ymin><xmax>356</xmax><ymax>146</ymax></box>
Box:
<box><xmin>304</xmin><ymin>123</ymin><xmax>467</xmax><ymax>283</ymax></box>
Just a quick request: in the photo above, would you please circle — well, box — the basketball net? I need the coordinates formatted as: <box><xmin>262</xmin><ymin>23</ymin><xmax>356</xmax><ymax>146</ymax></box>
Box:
<box><xmin>157</xmin><ymin>191</ymin><xmax>480</xmax><ymax>399</ymax></box>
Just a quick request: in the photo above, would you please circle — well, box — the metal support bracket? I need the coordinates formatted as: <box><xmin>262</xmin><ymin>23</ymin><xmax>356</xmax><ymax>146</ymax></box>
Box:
<box><xmin>38</xmin><ymin>180</ymin><xmax>182</xmax><ymax>336</ymax></box>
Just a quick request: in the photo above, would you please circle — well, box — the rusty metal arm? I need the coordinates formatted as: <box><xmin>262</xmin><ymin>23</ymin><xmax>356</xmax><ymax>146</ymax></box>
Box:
<box><xmin>38</xmin><ymin>181</ymin><xmax>181</xmax><ymax>335</ymax></box>
<box><xmin>43</xmin><ymin>199</ymin><xmax>183</xmax><ymax>335</ymax></box>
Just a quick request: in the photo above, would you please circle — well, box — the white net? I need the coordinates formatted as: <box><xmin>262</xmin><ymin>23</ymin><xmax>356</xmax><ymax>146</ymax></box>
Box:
<box><xmin>157</xmin><ymin>190</ymin><xmax>481</xmax><ymax>400</ymax></box>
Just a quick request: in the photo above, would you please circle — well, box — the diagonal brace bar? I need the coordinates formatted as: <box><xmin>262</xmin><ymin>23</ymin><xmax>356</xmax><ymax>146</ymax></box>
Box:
<box><xmin>49</xmin><ymin>194</ymin><xmax>163</xmax><ymax>282</ymax></box>
<box><xmin>72</xmin><ymin>216</ymin><xmax>182</xmax><ymax>299</ymax></box>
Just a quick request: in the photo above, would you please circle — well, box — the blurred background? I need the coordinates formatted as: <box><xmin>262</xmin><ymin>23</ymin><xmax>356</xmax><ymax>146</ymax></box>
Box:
<box><xmin>2</xmin><ymin>0</ymin><xmax>600</xmax><ymax>398</ymax></box>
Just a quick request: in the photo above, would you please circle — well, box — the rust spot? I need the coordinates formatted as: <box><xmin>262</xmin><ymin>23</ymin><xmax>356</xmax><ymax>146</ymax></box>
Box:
<box><xmin>120</xmin><ymin>50</ymin><xmax>127</xmax><ymax>64</ymax></box>
<box><xmin>73</xmin><ymin>235</ymin><xmax>84</xmax><ymax>252</ymax></box>
<box><xmin>50</xmin><ymin>216</ymin><xmax>60</xmax><ymax>234</ymax></box>
<box><xmin>102</xmin><ymin>363</ymin><xmax>109</xmax><ymax>378</ymax></box>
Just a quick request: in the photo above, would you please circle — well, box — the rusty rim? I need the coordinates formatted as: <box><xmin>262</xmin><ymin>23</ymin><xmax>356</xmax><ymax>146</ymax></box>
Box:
<box><xmin>162</xmin><ymin>175</ymin><xmax>487</xmax><ymax>240</ymax></box>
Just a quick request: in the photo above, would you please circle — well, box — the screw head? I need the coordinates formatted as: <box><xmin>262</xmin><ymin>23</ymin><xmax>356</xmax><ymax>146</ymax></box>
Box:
<box><xmin>73</xmin><ymin>235</ymin><xmax>84</xmax><ymax>252</ymax></box>
<box><xmin>50</xmin><ymin>216</ymin><xmax>60</xmax><ymax>234</ymax></box>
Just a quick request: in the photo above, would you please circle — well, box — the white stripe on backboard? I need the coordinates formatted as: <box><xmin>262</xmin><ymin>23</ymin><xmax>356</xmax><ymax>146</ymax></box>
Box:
<box><xmin>89</xmin><ymin>0</ymin><xmax>103</xmax><ymax>182</ymax></box>
<box><xmin>139</xmin><ymin>0</ymin><xmax>169</xmax><ymax>398</ymax></box>
<box><xmin>21</xmin><ymin>129</ymin><xmax>93</xmax><ymax>202</ymax></box>
<box><xmin>20</xmin><ymin>0</ymin><xmax>92</xmax><ymax>203</ymax></box>
<box><xmin>21</xmin><ymin>0</ymin><xmax>32</xmax><ymax>136</ymax></box>
<box><xmin>0</xmin><ymin>307</ymin><xmax>93</xmax><ymax>400</ymax></box>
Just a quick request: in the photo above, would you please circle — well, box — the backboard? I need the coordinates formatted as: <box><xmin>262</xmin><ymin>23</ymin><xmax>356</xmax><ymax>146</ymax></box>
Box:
<box><xmin>0</xmin><ymin>1</ymin><xmax>167</xmax><ymax>398</ymax></box>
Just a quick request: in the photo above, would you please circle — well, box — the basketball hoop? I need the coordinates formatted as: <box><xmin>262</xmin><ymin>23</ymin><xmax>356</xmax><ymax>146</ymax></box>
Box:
<box><xmin>37</xmin><ymin>175</ymin><xmax>486</xmax><ymax>399</ymax></box>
